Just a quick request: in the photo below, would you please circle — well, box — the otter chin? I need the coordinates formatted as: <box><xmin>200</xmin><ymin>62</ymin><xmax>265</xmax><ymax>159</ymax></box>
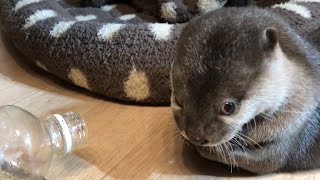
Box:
<box><xmin>170</xmin><ymin>6</ymin><xmax>320</xmax><ymax>174</ymax></box>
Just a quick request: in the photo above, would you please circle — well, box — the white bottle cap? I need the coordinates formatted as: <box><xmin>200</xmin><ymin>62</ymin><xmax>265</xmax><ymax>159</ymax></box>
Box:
<box><xmin>53</xmin><ymin>114</ymin><xmax>72</xmax><ymax>153</ymax></box>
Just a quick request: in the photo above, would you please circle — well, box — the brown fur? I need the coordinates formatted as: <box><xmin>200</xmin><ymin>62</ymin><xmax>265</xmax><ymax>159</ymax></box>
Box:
<box><xmin>171</xmin><ymin>7</ymin><xmax>320</xmax><ymax>173</ymax></box>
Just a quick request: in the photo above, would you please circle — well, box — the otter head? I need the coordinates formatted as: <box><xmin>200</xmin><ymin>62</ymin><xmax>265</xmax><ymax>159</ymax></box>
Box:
<box><xmin>171</xmin><ymin>8</ymin><xmax>297</xmax><ymax>147</ymax></box>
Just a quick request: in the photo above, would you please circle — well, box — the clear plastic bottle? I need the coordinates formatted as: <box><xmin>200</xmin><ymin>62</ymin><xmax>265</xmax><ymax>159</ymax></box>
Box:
<box><xmin>0</xmin><ymin>105</ymin><xmax>88</xmax><ymax>180</ymax></box>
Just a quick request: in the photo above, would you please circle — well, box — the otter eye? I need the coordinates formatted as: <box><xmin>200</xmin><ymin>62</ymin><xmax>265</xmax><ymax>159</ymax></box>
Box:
<box><xmin>220</xmin><ymin>102</ymin><xmax>236</xmax><ymax>115</ymax></box>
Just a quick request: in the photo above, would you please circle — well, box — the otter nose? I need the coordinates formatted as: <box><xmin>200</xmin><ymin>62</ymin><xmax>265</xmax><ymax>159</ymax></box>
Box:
<box><xmin>188</xmin><ymin>134</ymin><xmax>209</xmax><ymax>146</ymax></box>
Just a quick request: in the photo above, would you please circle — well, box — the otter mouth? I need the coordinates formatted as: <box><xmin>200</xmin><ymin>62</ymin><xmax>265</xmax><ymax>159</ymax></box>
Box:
<box><xmin>229</xmin><ymin>118</ymin><xmax>265</xmax><ymax>151</ymax></box>
<box><xmin>226</xmin><ymin>114</ymin><xmax>273</xmax><ymax>151</ymax></box>
<box><xmin>192</xmin><ymin>114</ymin><xmax>272</xmax><ymax>153</ymax></box>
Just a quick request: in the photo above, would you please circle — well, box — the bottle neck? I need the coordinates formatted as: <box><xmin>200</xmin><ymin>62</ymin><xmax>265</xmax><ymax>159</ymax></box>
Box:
<box><xmin>44</xmin><ymin>112</ymin><xmax>88</xmax><ymax>156</ymax></box>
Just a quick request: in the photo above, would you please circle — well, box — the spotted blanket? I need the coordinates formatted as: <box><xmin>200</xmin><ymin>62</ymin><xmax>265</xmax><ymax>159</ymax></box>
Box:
<box><xmin>0</xmin><ymin>0</ymin><xmax>319</xmax><ymax>104</ymax></box>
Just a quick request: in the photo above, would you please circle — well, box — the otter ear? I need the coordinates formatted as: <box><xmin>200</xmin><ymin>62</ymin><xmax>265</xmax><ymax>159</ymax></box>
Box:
<box><xmin>261</xmin><ymin>27</ymin><xmax>279</xmax><ymax>52</ymax></box>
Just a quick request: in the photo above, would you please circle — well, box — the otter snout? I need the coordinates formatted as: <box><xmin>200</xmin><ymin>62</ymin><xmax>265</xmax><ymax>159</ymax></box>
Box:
<box><xmin>182</xmin><ymin>119</ymin><xmax>235</xmax><ymax>147</ymax></box>
<box><xmin>186</xmin><ymin>129</ymin><xmax>209</xmax><ymax>146</ymax></box>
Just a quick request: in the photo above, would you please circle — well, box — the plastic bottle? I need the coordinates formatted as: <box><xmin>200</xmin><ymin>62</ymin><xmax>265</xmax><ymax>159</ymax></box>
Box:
<box><xmin>0</xmin><ymin>105</ymin><xmax>88</xmax><ymax>179</ymax></box>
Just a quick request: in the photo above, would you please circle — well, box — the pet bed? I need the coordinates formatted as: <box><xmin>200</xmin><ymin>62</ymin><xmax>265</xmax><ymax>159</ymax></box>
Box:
<box><xmin>0</xmin><ymin>0</ymin><xmax>319</xmax><ymax>104</ymax></box>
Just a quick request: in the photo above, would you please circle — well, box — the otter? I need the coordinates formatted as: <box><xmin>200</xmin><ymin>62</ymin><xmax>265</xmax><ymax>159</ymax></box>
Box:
<box><xmin>170</xmin><ymin>6</ymin><xmax>320</xmax><ymax>174</ymax></box>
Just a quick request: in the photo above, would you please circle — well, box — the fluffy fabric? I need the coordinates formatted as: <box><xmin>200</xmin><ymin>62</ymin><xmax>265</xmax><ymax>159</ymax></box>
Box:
<box><xmin>0</xmin><ymin>0</ymin><xmax>319</xmax><ymax>104</ymax></box>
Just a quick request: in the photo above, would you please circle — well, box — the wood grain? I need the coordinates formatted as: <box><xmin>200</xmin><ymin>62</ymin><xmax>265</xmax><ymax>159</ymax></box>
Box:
<box><xmin>1</xmin><ymin>32</ymin><xmax>319</xmax><ymax>180</ymax></box>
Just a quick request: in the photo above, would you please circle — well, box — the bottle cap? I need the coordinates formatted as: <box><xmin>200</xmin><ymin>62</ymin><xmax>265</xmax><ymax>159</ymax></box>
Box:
<box><xmin>51</xmin><ymin>112</ymin><xmax>88</xmax><ymax>154</ymax></box>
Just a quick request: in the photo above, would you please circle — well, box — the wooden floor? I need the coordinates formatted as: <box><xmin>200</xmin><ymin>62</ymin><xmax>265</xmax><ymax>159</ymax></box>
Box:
<box><xmin>1</xmin><ymin>32</ymin><xmax>320</xmax><ymax>180</ymax></box>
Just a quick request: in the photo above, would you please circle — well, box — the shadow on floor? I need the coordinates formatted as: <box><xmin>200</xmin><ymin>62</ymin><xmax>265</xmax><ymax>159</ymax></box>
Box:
<box><xmin>181</xmin><ymin>143</ymin><xmax>255</xmax><ymax>177</ymax></box>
